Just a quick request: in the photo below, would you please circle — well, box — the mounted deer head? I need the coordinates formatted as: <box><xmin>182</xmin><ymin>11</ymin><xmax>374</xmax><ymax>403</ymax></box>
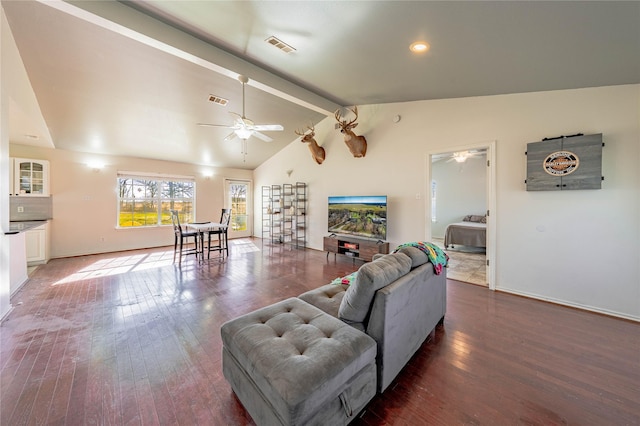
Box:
<box><xmin>334</xmin><ymin>106</ymin><xmax>367</xmax><ymax>158</ymax></box>
<box><xmin>295</xmin><ymin>125</ymin><xmax>325</xmax><ymax>165</ymax></box>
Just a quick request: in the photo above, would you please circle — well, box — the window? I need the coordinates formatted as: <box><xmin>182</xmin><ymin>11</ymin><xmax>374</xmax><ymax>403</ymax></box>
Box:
<box><xmin>431</xmin><ymin>180</ymin><xmax>437</xmax><ymax>222</ymax></box>
<box><xmin>117</xmin><ymin>173</ymin><xmax>195</xmax><ymax>228</ymax></box>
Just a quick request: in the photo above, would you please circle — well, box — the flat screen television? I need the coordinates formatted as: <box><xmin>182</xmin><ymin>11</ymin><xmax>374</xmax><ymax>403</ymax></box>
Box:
<box><xmin>328</xmin><ymin>195</ymin><xmax>387</xmax><ymax>240</ymax></box>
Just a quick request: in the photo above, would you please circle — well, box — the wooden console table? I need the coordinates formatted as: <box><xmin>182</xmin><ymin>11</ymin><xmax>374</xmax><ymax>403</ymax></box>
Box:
<box><xmin>323</xmin><ymin>235</ymin><xmax>389</xmax><ymax>262</ymax></box>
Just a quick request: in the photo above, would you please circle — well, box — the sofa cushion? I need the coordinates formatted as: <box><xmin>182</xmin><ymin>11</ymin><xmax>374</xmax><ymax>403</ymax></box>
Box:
<box><xmin>393</xmin><ymin>241</ymin><xmax>449</xmax><ymax>275</ymax></box>
<box><xmin>338</xmin><ymin>252</ymin><xmax>412</xmax><ymax>323</ymax></box>
<box><xmin>299</xmin><ymin>283</ymin><xmax>348</xmax><ymax>318</ymax></box>
<box><xmin>395</xmin><ymin>245</ymin><xmax>429</xmax><ymax>268</ymax></box>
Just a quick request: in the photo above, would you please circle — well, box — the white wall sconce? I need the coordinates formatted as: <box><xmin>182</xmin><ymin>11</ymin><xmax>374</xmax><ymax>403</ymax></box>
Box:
<box><xmin>87</xmin><ymin>161</ymin><xmax>104</xmax><ymax>171</ymax></box>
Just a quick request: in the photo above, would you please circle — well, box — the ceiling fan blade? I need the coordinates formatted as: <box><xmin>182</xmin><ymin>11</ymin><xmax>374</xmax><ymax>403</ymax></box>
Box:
<box><xmin>197</xmin><ymin>123</ymin><xmax>235</xmax><ymax>129</ymax></box>
<box><xmin>228</xmin><ymin>112</ymin><xmax>254</xmax><ymax>126</ymax></box>
<box><xmin>229</xmin><ymin>112</ymin><xmax>243</xmax><ymax>121</ymax></box>
<box><xmin>253</xmin><ymin>124</ymin><xmax>283</xmax><ymax>132</ymax></box>
<box><xmin>252</xmin><ymin>131</ymin><xmax>273</xmax><ymax>142</ymax></box>
<box><xmin>224</xmin><ymin>131</ymin><xmax>237</xmax><ymax>141</ymax></box>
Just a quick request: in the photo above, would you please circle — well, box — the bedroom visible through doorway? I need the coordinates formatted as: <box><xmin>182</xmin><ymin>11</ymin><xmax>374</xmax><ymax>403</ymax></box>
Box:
<box><xmin>428</xmin><ymin>143</ymin><xmax>495</xmax><ymax>288</ymax></box>
<box><xmin>434</xmin><ymin>239</ymin><xmax>486</xmax><ymax>286</ymax></box>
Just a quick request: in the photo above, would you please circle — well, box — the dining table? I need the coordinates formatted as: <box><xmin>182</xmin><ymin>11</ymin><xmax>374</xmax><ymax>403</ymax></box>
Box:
<box><xmin>186</xmin><ymin>221</ymin><xmax>226</xmax><ymax>261</ymax></box>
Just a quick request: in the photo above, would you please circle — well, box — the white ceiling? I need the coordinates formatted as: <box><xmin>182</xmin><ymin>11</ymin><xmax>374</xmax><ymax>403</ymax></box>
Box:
<box><xmin>4</xmin><ymin>0</ymin><xmax>639</xmax><ymax>170</ymax></box>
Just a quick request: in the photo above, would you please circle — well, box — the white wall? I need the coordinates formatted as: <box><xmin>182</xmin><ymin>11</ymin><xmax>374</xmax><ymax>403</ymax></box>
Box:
<box><xmin>1</xmin><ymin>8</ymin><xmax>12</xmax><ymax>319</ymax></box>
<box><xmin>8</xmin><ymin>145</ymin><xmax>252</xmax><ymax>258</ymax></box>
<box><xmin>2</xmin><ymin>5</ymin><xmax>57</xmax><ymax>319</ymax></box>
<box><xmin>254</xmin><ymin>85</ymin><xmax>640</xmax><ymax>321</ymax></box>
<box><xmin>431</xmin><ymin>154</ymin><xmax>487</xmax><ymax>238</ymax></box>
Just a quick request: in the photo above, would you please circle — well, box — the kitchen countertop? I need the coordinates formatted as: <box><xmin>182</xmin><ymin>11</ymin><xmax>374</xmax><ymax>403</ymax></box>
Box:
<box><xmin>6</xmin><ymin>220</ymin><xmax>49</xmax><ymax>234</ymax></box>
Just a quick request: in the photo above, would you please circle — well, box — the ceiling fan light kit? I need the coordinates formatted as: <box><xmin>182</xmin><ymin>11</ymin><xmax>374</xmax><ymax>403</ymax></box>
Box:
<box><xmin>453</xmin><ymin>152</ymin><xmax>469</xmax><ymax>163</ymax></box>
<box><xmin>446</xmin><ymin>150</ymin><xmax>486</xmax><ymax>163</ymax></box>
<box><xmin>234</xmin><ymin>127</ymin><xmax>253</xmax><ymax>140</ymax></box>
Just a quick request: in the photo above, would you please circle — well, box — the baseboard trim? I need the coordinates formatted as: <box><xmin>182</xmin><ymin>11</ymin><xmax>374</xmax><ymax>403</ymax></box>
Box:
<box><xmin>0</xmin><ymin>305</ymin><xmax>15</xmax><ymax>323</ymax></box>
<box><xmin>495</xmin><ymin>287</ymin><xmax>639</xmax><ymax>323</ymax></box>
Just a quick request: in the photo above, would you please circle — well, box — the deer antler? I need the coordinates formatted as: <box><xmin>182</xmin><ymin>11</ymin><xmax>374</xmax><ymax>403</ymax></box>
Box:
<box><xmin>295</xmin><ymin>124</ymin><xmax>315</xmax><ymax>137</ymax></box>
<box><xmin>347</xmin><ymin>106</ymin><xmax>358</xmax><ymax>124</ymax></box>
<box><xmin>334</xmin><ymin>106</ymin><xmax>366</xmax><ymax>158</ymax></box>
<box><xmin>334</xmin><ymin>107</ymin><xmax>359</xmax><ymax>127</ymax></box>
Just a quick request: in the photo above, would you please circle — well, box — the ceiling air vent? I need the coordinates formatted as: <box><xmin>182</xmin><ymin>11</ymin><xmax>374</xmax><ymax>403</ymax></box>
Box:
<box><xmin>265</xmin><ymin>36</ymin><xmax>296</xmax><ymax>53</ymax></box>
<box><xmin>208</xmin><ymin>95</ymin><xmax>228</xmax><ymax>106</ymax></box>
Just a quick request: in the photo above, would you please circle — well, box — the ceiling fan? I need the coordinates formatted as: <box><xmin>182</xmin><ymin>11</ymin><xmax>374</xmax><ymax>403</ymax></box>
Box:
<box><xmin>197</xmin><ymin>75</ymin><xmax>283</xmax><ymax>143</ymax></box>
<box><xmin>446</xmin><ymin>150</ymin><xmax>486</xmax><ymax>163</ymax></box>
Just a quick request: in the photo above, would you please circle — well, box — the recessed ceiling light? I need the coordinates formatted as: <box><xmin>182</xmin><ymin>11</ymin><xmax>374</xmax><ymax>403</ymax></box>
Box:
<box><xmin>410</xmin><ymin>41</ymin><xmax>430</xmax><ymax>53</ymax></box>
<box><xmin>24</xmin><ymin>134</ymin><xmax>39</xmax><ymax>139</ymax></box>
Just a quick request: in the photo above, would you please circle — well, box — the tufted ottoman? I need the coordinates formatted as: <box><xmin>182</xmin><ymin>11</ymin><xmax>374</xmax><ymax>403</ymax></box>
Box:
<box><xmin>221</xmin><ymin>297</ymin><xmax>377</xmax><ymax>426</ymax></box>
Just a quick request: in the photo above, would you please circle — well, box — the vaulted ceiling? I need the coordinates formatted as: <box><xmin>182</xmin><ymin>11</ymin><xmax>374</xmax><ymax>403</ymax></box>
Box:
<box><xmin>4</xmin><ymin>0</ymin><xmax>639</xmax><ymax>169</ymax></box>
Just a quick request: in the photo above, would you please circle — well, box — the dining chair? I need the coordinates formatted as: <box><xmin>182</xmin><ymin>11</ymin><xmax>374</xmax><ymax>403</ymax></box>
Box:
<box><xmin>170</xmin><ymin>210</ymin><xmax>199</xmax><ymax>263</ymax></box>
<box><xmin>207</xmin><ymin>208</ymin><xmax>232</xmax><ymax>259</ymax></box>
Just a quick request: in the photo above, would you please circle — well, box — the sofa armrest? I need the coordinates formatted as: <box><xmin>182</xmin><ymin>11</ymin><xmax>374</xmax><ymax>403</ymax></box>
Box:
<box><xmin>366</xmin><ymin>265</ymin><xmax>447</xmax><ymax>392</ymax></box>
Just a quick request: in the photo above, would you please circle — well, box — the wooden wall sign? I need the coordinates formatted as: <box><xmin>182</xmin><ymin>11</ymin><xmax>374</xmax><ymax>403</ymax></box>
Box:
<box><xmin>525</xmin><ymin>133</ymin><xmax>603</xmax><ymax>191</ymax></box>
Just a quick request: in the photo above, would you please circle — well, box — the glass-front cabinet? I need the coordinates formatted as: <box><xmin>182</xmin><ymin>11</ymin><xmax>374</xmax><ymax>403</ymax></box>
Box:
<box><xmin>12</xmin><ymin>158</ymin><xmax>50</xmax><ymax>196</ymax></box>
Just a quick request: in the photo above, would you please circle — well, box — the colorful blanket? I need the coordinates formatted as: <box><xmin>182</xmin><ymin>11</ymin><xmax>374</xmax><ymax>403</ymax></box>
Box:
<box><xmin>393</xmin><ymin>241</ymin><xmax>449</xmax><ymax>275</ymax></box>
<box><xmin>331</xmin><ymin>271</ymin><xmax>358</xmax><ymax>286</ymax></box>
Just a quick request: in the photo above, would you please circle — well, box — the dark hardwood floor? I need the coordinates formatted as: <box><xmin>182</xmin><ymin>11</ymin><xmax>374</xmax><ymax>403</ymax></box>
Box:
<box><xmin>2</xmin><ymin>238</ymin><xmax>639</xmax><ymax>425</ymax></box>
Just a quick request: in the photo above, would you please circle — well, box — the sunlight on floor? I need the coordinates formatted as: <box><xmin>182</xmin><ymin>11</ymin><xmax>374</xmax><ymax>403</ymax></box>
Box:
<box><xmin>53</xmin><ymin>250</ymin><xmax>176</xmax><ymax>285</ymax></box>
<box><xmin>51</xmin><ymin>240</ymin><xmax>262</xmax><ymax>286</ymax></box>
<box><xmin>231</xmin><ymin>239</ymin><xmax>261</xmax><ymax>254</ymax></box>
<box><xmin>449</xmin><ymin>330</ymin><xmax>473</xmax><ymax>372</ymax></box>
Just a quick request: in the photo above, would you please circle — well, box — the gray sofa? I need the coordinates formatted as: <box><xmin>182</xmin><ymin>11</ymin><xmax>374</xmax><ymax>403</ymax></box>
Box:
<box><xmin>221</xmin><ymin>245</ymin><xmax>447</xmax><ymax>425</ymax></box>
<box><xmin>299</xmin><ymin>246</ymin><xmax>447</xmax><ymax>392</ymax></box>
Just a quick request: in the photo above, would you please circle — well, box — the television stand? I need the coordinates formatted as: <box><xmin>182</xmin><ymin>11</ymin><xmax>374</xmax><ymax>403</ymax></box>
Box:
<box><xmin>323</xmin><ymin>235</ymin><xmax>389</xmax><ymax>263</ymax></box>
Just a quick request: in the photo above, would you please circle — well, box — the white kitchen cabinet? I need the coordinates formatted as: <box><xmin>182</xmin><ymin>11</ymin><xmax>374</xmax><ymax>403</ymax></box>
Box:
<box><xmin>25</xmin><ymin>223</ymin><xmax>49</xmax><ymax>265</ymax></box>
<box><xmin>12</xmin><ymin>158</ymin><xmax>50</xmax><ymax>196</ymax></box>
<box><xmin>8</xmin><ymin>232</ymin><xmax>28</xmax><ymax>297</ymax></box>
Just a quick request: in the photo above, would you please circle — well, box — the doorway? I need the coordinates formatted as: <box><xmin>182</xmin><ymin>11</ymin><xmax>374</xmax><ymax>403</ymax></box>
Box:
<box><xmin>224</xmin><ymin>179</ymin><xmax>252</xmax><ymax>239</ymax></box>
<box><xmin>426</xmin><ymin>141</ymin><xmax>496</xmax><ymax>290</ymax></box>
